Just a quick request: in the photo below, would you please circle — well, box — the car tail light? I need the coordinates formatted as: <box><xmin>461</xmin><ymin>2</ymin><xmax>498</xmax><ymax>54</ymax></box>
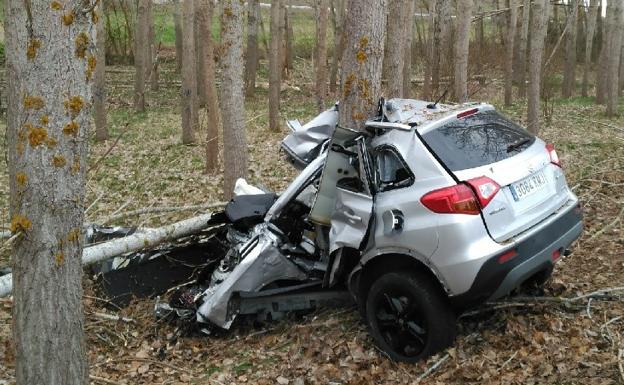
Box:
<box><xmin>546</xmin><ymin>143</ymin><xmax>561</xmax><ymax>167</ymax></box>
<box><xmin>552</xmin><ymin>249</ymin><xmax>561</xmax><ymax>262</ymax></box>
<box><xmin>457</xmin><ymin>108</ymin><xmax>479</xmax><ymax>119</ymax></box>
<box><xmin>420</xmin><ymin>184</ymin><xmax>480</xmax><ymax>215</ymax></box>
<box><xmin>465</xmin><ymin>176</ymin><xmax>500</xmax><ymax>208</ymax></box>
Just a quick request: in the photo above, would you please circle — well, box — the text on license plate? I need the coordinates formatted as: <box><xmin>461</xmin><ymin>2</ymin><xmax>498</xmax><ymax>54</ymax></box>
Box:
<box><xmin>510</xmin><ymin>171</ymin><xmax>547</xmax><ymax>201</ymax></box>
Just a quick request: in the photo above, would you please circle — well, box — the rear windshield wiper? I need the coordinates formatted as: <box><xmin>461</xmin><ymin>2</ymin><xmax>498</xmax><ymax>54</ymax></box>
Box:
<box><xmin>507</xmin><ymin>137</ymin><xmax>531</xmax><ymax>153</ymax></box>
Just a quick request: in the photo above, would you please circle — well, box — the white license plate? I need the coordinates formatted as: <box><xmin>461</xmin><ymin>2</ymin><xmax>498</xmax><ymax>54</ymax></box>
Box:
<box><xmin>510</xmin><ymin>171</ymin><xmax>547</xmax><ymax>201</ymax></box>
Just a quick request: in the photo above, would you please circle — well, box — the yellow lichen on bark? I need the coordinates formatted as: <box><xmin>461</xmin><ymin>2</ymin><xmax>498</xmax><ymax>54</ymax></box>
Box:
<box><xmin>64</xmin><ymin>96</ymin><xmax>84</xmax><ymax>117</ymax></box>
<box><xmin>344</xmin><ymin>73</ymin><xmax>356</xmax><ymax>98</ymax></box>
<box><xmin>16</xmin><ymin>172</ymin><xmax>28</xmax><ymax>186</ymax></box>
<box><xmin>70</xmin><ymin>156</ymin><xmax>81</xmax><ymax>175</ymax></box>
<box><xmin>62</xmin><ymin>11</ymin><xmax>75</xmax><ymax>26</ymax></box>
<box><xmin>40</xmin><ymin>115</ymin><xmax>49</xmax><ymax>125</ymax></box>
<box><xmin>10</xmin><ymin>214</ymin><xmax>32</xmax><ymax>234</ymax></box>
<box><xmin>45</xmin><ymin>136</ymin><xmax>58</xmax><ymax>148</ymax></box>
<box><xmin>86</xmin><ymin>55</ymin><xmax>97</xmax><ymax>80</ymax></box>
<box><xmin>67</xmin><ymin>228</ymin><xmax>81</xmax><ymax>243</ymax></box>
<box><xmin>50</xmin><ymin>1</ymin><xmax>62</xmax><ymax>10</ymax></box>
<box><xmin>75</xmin><ymin>32</ymin><xmax>89</xmax><ymax>58</ymax></box>
<box><xmin>63</xmin><ymin>120</ymin><xmax>79</xmax><ymax>136</ymax></box>
<box><xmin>52</xmin><ymin>154</ymin><xmax>67</xmax><ymax>168</ymax></box>
<box><xmin>55</xmin><ymin>251</ymin><xmax>65</xmax><ymax>265</ymax></box>
<box><xmin>23</xmin><ymin>95</ymin><xmax>45</xmax><ymax>110</ymax></box>
<box><xmin>91</xmin><ymin>11</ymin><xmax>99</xmax><ymax>24</ymax></box>
<box><xmin>26</xmin><ymin>40</ymin><xmax>42</xmax><ymax>60</ymax></box>
<box><xmin>28</xmin><ymin>126</ymin><xmax>49</xmax><ymax>147</ymax></box>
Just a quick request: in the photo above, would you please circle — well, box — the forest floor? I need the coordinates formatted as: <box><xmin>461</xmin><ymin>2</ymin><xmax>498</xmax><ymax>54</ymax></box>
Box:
<box><xmin>1</xmin><ymin>56</ymin><xmax>624</xmax><ymax>384</ymax></box>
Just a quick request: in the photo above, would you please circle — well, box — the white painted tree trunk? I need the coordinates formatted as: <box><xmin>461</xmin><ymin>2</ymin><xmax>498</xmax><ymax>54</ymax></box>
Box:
<box><xmin>220</xmin><ymin>0</ymin><xmax>249</xmax><ymax>199</ymax></box>
<box><xmin>5</xmin><ymin>0</ymin><xmax>94</xmax><ymax>382</ymax></box>
<box><xmin>338</xmin><ymin>0</ymin><xmax>387</xmax><ymax>130</ymax></box>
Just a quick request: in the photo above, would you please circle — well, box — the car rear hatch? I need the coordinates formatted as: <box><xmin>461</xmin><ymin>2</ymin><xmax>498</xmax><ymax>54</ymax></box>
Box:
<box><xmin>420</xmin><ymin>108</ymin><xmax>571</xmax><ymax>243</ymax></box>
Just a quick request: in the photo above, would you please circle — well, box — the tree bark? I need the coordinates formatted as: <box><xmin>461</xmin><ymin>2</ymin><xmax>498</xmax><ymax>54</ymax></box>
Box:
<box><xmin>6</xmin><ymin>0</ymin><xmax>92</xmax><ymax>383</ymax></box>
<box><xmin>195</xmin><ymin>7</ymin><xmax>207</xmax><ymax>107</ymax></box>
<box><xmin>147</xmin><ymin>1</ymin><xmax>159</xmax><ymax>91</ymax></box>
<box><xmin>286</xmin><ymin>8</ymin><xmax>295</xmax><ymax>74</ymax></box>
<box><xmin>596</xmin><ymin>13</ymin><xmax>609</xmax><ymax>105</ymax></box>
<box><xmin>515</xmin><ymin>0</ymin><xmax>530</xmax><ymax>97</ymax></box>
<box><xmin>562</xmin><ymin>0</ymin><xmax>579</xmax><ymax>98</ymax></box>
<box><xmin>383</xmin><ymin>0</ymin><xmax>412</xmax><ymax>98</ymax></box>
<box><xmin>269</xmin><ymin>0</ymin><xmax>282</xmax><ymax>131</ymax></box>
<box><xmin>582</xmin><ymin>0</ymin><xmax>598</xmax><ymax>97</ymax></box>
<box><xmin>527</xmin><ymin>0</ymin><xmax>549</xmax><ymax>135</ymax></box>
<box><xmin>316</xmin><ymin>0</ymin><xmax>329</xmax><ymax>111</ymax></box>
<box><xmin>454</xmin><ymin>0</ymin><xmax>473</xmax><ymax>103</ymax></box>
<box><xmin>606</xmin><ymin>0</ymin><xmax>624</xmax><ymax>116</ymax></box>
<box><xmin>95</xmin><ymin>3</ymin><xmax>109</xmax><ymax>142</ymax></box>
<box><xmin>422</xmin><ymin>0</ymin><xmax>435</xmax><ymax>100</ymax></box>
<box><xmin>174</xmin><ymin>0</ymin><xmax>184</xmax><ymax>74</ymax></box>
<box><xmin>181</xmin><ymin>0</ymin><xmax>198</xmax><ymax>144</ymax></box>
<box><xmin>134</xmin><ymin>0</ymin><xmax>149</xmax><ymax>112</ymax></box>
<box><xmin>402</xmin><ymin>0</ymin><xmax>416</xmax><ymax>98</ymax></box>
<box><xmin>339</xmin><ymin>0</ymin><xmax>387</xmax><ymax>130</ymax></box>
<box><xmin>280</xmin><ymin>1</ymin><xmax>290</xmax><ymax>79</ymax></box>
<box><xmin>504</xmin><ymin>0</ymin><xmax>518</xmax><ymax>106</ymax></box>
<box><xmin>432</xmin><ymin>0</ymin><xmax>451</xmax><ymax>97</ymax></box>
<box><xmin>329</xmin><ymin>0</ymin><xmax>345</xmax><ymax>94</ymax></box>
<box><xmin>220</xmin><ymin>0</ymin><xmax>249</xmax><ymax>199</ymax></box>
<box><xmin>199</xmin><ymin>0</ymin><xmax>220</xmax><ymax>173</ymax></box>
<box><xmin>245</xmin><ymin>0</ymin><xmax>260</xmax><ymax>97</ymax></box>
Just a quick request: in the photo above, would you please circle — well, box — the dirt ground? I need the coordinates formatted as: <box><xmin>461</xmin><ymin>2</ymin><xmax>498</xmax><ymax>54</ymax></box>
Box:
<box><xmin>1</xmin><ymin>57</ymin><xmax>624</xmax><ymax>384</ymax></box>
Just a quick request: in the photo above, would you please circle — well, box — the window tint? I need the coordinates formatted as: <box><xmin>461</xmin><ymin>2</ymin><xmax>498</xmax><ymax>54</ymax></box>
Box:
<box><xmin>374</xmin><ymin>147</ymin><xmax>413</xmax><ymax>191</ymax></box>
<box><xmin>421</xmin><ymin>110</ymin><xmax>535</xmax><ymax>171</ymax></box>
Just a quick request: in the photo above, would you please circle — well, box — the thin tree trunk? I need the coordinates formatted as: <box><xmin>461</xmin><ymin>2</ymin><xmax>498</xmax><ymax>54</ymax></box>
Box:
<box><xmin>181</xmin><ymin>0</ymin><xmax>198</xmax><ymax>144</ymax></box>
<box><xmin>174</xmin><ymin>0</ymin><xmax>184</xmax><ymax>74</ymax></box>
<box><xmin>422</xmin><ymin>0</ymin><xmax>435</xmax><ymax>100</ymax></box>
<box><xmin>562</xmin><ymin>0</ymin><xmax>579</xmax><ymax>98</ymax></box>
<box><xmin>280</xmin><ymin>1</ymin><xmax>289</xmax><ymax>79</ymax></box>
<box><xmin>582</xmin><ymin>0</ymin><xmax>598</xmax><ymax>97</ymax></box>
<box><xmin>316</xmin><ymin>0</ymin><xmax>329</xmax><ymax>111</ymax></box>
<box><xmin>596</xmin><ymin>20</ymin><xmax>609</xmax><ymax>105</ymax></box>
<box><xmin>476</xmin><ymin>2</ymin><xmax>485</xmax><ymax>85</ymax></box>
<box><xmin>383</xmin><ymin>0</ymin><xmax>412</xmax><ymax>98</ymax></box>
<box><xmin>606</xmin><ymin>0</ymin><xmax>624</xmax><ymax>116</ymax></box>
<box><xmin>6</xmin><ymin>1</ymin><xmax>92</xmax><ymax>383</ymax></box>
<box><xmin>339</xmin><ymin>0</ymin><xmax>387</xmax><ymax>130</ymax></box>
<box><xmin>220</xmin><ymin>0</ymin><xmax>248</xmax><ymax>199</ymax></box>
<box><xmin>402</xmin><ymin>0</ymin><xmax>416</xmax><ymax>98</ymax></box>
<box><xmin>245</xmin><ymin>0</ymin><xmax>260</xmax><ymax>97</ymax></box>
<box><xmin>196</xmin><ymin>7</ymin><xmax>207</xmax><ymax>107</ymax></box>
<box><xmin>146</xmin><ymin>1</ymin><xmax>158</xmax><ymax>91</ymax></box>
<box><xmin>504</xmin><ymin>0</ymin><xmax>518</xmax><ymax>106</ymax></box>
<box><xmin>269</xmin><ymin>0</ymin><xmax>282</xmax><ymax>131</ymax></box>
<box><xmin>527</xmin><ymin>0</ymin><xmax>549</xmax><ymax>135</ymax></box>
<box><xmin>329</xmin><ymin>0</ymin><xmax>345</xmax><ymax>94</ymax></box>
<box><xmin>516</xmin><ymin>0</ymin><xmax>530</xmax><ymax>97</ymax></box>
<box><xmin>454</xmin><ymin>0</ymin><xmax>473</xmax><ymax>103</ymax></box>
<box><xmin>134</xmin><ymin>0</ymin><xmax>149</xmax><ymax>112</ymax></box>
<box><xmin>286</xmin><ymin>9</ymin><xmax>294</xmax><ymax>73</ymax></box>
<box><xmin>199</xmin><ymin>0</ymin><xmax>220</xmax><ymax>173</ymax></box>
<box><xmin>432</xmin><ymin>0</ymin><xmax>451</xmax><ymax>97</ymax></box>
<box><xmin>95</xmin><ymin>2</ymin><xmax>109</xmax><ymax>142</ymax></box>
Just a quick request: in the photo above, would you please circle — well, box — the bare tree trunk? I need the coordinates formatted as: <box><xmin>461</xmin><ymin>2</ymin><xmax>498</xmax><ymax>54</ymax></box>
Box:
<box><xmin>527</xmin><ymin>0</ymin><xmax>549</xmax><ymax>135</ymax></box>
<box><xmin>475</xmin><ymin>2</ymin><xmax>485</xmax><ymax>84</ymax></box>
<box><xmin>504</xmin><ymin>0</ymin><xmax>518</xmax><ymax>106</ymax></box>
<box><xmin>174</xmin><ymin>0</ymin><xmax>184</xmax><ymax>74</ymax></box>
<box><xmin>198</xmin><ymin>0</ymin><xmax>220</xmax><ymax>173</ymax></box>
<box><xmin>582</xmin><ymin>0</ymin><xmax>598</xmax><ymax>97</ymax></box>
<box><xmin>596</xmin><ymin>21</ymin><xmax>609</xmax><ymax>104</ymax></box>
<box><xmin>280</xmin><ymin>1</ymin><xmax>290</xmax><ymax>79</ymax></box>
<box><xmin>147</xmin><ymin>1</ymin><xmax>159</xmax><ymax>91</ymax></box>
<box><xmin>515</xmin><ymin>0</ymin><xmax>530</xmax><ymax>97</ymax></box>
<box><xmin>245</xmin><ymin>0</ymin><xmax>260</xmax><ymax>97</ymax></box>
<box><xmin>286</xmin><ymin>9</ymin><xmax>294</xmax><ymax>74</ymax></box>
<box><xmin>316</xmin><ymin>0</ymin><xmax>329</xmax><ymax>111</ymax></box>
<box><xmin>329</xmin><ymin>0</ymin><xmax>345</xmax><ymax>94</ymax></box>
<box><xmin>95</xmin><ymin>3</ymin><xmax>109</xmax><ymax>142</ymax></box>
<box><xmin>134</xmin><ymin>0</ymin><xmax>149</xmax><ymax>112</ymax></box>
<box><xmin>383</xmin><ymin>0</ymin><xmax>411</xmax><ymax>98</ymax></box>
<box><xmin>562</xmin><ymin>0</ymin><xmax>579</xmax><ymax>98</ymax></box>
<box><xmin>454</xmin><ymin>0</ymin><xmax>473</xmax><ymax>103</ymax></box>
<box><xmin>422</xmin><ymin>0</ymin><xmax>435</xmax><ymax>100</ymax></box>
<box><xmin>402</xmin><ymin>0</ymin><xmax>416</xmax><ymax>98</ymax></box>
<box><xmin>195</xmin><ymin>7</ymin><xmax>207</xmax><ymax>107</ymax></box>
<box><xmin>606</xmin><ymin>0</ymin><xmax>624</xmax><ymax>116</ymax></box>
<box><xmin>220</xmin><ymin>0</ymin><xmax>248</xmax><ymax>199</ymax></box>
<box><xmin>269</xmin><ymin>0</ymin><xmax>282</xmax><ymax>131</ymax></box>
<box><xmin>181</xmin><ymin>0</ymin><xmax>198</xmax><ymax>144</ymax></box>
<box><xmin>339</xmin><ymin>0</ymin><xmax>387</xmax><ymax>130</ymax></box>
<box><xmin>432</xmin><ymin>0</ymin><xmax>451</xmax><ymax>96</ymax></box>
<box><xmin>6</xmin><ymin>1</ymin><xmax>92</xmax><ymax>383</ymax></box>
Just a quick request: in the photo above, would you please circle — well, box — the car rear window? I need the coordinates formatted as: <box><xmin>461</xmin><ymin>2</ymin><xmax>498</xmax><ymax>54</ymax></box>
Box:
<box><xmin>421</xmin><ymin>110</ymin><xmax>535</xmax><ymax>171</ymax></box>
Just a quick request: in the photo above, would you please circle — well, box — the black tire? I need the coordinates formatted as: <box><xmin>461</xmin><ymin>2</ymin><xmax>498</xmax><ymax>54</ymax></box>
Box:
<box><xmin>365</xmin><ymin>271</ymin><xmax>457</xmax><ymax>363</ymax></box>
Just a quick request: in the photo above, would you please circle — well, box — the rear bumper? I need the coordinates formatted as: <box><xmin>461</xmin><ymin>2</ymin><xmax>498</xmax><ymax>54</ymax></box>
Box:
<box><xmin>450</xmin><ymin>202</ymin><xmax>583</xmax><ymax>308</ymax></box>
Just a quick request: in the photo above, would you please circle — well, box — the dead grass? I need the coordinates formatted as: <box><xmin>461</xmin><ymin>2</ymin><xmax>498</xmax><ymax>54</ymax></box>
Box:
<box><xmin>1</xmin><ymin>56</ymin><xmax>624</xmax><ymax>384</ymax></box>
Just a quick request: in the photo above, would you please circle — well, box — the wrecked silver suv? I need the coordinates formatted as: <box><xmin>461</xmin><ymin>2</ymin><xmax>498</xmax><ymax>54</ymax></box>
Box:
<box><xmin>155</xmin><ymin>98</ymin><xmax>583</xmax><ymax>362</ymax></box>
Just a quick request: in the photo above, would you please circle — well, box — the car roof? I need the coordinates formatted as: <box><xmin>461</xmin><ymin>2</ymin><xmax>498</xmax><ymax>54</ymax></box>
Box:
<box><xmin>382</xmin><ymin>98</ymin><xmax>492</xmax><ymax>127</ymax></box>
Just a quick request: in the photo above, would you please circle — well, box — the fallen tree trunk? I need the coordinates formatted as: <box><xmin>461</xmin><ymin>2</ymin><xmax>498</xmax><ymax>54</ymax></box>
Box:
<box><xmin>0</xmin><ymin>213</ymin><xmax>215</xmax><ymax>297</ymax></box>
